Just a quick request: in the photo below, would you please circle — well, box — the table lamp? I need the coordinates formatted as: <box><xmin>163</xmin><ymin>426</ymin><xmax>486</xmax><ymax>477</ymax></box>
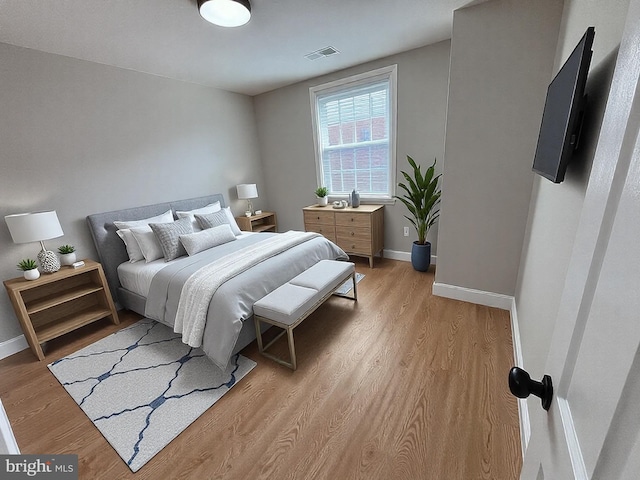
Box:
<box><xmin>236</xmin><ymin>184</ymin><xmax>258</xmax><ymax>216</ymax></box>
<box><xmin>5</xmin><ymin>211</ymin><xmax>64</xmax><ymax>273</ymax></box>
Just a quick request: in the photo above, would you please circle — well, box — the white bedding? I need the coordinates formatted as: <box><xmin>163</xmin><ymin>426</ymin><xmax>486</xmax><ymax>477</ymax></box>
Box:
<box><xmin>116</xmin><ymin>259</ymin><xmax>167</xmax><ymax>297</ymax></box>
<box><xmin>116</xmin><ymin>232</ymin><xmax>254</xmax><ymax>297</ymax></box>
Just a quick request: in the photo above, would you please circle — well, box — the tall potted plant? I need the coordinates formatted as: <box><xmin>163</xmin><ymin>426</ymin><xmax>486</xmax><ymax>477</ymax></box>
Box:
<box><xmin>394</xmin><ymin>155</ymin><xmax>442</xmax><ymax>271</ymax></box>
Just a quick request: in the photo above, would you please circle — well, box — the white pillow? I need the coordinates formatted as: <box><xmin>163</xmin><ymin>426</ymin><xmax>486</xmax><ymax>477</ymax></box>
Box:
<box><xmin>222</xmin><ymin>207</ymin><xmax>242</xmax><ymax>236</ymax></box>
<box><xmin>130</xmin><ymin>225</ymin><xmax>165</xmax><ymax>263</ymax></box>
<box><xmin>114</xmin><ymin>210</ymin><xmax>173</xmax><ymax>262</ymax></box>
<box><xmin>116</xmin><ymin>229</ymin><xmax>145</xmax><ymax>263</ymax></box>
<box><xmin>179</xmin><ymin>224</ymin><xmax>236</xmax><ymax>256</ymax></box>
<box><xmin>176</xmin><ymin>202</ymin><xmax>221</xmax><ymax>231</ymax></box>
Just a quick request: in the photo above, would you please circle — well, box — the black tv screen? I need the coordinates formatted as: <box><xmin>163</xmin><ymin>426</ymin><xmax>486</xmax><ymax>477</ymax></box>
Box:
<box><xmin>532</xmin><ymin>27</ymin><xmax>595</xmax><ymax>183</ymax></box>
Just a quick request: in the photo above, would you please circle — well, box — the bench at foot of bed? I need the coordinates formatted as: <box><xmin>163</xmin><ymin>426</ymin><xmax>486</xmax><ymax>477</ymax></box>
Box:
<box><xmin>253</xmin><ymin>259</ymin><xmax>357</xmax><ymax>370</ymax></box>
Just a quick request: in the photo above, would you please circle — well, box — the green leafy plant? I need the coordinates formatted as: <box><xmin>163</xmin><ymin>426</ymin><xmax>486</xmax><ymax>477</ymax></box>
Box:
<box><xmin>58</xmin><ymin>245</ymin><xmax>76</xmax><ymax>254</ymax></box>
<box><xmin>394</xmin><ymin>156</ymin><xmax>442</xmax><ymax>245</ymax></box>
<box><xmin>17</xmin><ymin>259</ymin><xmax>37</xmax><ymax>271</ymax></box>
<box><xmin>315</xmin><ymin>186</ymin><xmax>328</xmax><ymax>198</ymax></box>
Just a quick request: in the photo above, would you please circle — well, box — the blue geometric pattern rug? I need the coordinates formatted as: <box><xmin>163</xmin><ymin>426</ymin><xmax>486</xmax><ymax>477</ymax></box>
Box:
<box><xmin>48</xmin><ymin>319</ymin><xmax>256</xmax><ymax>472</ymax></box>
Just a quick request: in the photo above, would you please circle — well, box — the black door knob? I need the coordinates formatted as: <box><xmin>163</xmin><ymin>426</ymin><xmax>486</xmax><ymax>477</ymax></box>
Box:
<box><xmin>508</xmin><ymin>367</ymin><xmax>553</xmax><ymax>411</ymax></box>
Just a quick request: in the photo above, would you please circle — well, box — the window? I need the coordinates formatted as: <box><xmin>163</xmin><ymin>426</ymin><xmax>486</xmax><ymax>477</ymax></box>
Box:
<box><xmin>310</xmin><ymin>65</ymin><xmax>397</xmax><ymax>201</ymax></box>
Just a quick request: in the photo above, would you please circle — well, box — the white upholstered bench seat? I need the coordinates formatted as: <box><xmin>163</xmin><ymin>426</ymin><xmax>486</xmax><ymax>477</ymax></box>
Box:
<box><xmin>253</xmin><ymin>259</ymin><xmax>357</xmax><ymax>370</ymax></box>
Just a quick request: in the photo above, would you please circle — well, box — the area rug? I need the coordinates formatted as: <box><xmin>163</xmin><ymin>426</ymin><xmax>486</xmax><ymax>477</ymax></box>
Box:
<box><xmin>48</xmin><ymin>319</ymin><xmax>256</xmax><ymax>472</ymax></box>
<box><xmin>335</xmin><ymin>272</ymin><xmax>365</xmax><ymax>295</ymax></box>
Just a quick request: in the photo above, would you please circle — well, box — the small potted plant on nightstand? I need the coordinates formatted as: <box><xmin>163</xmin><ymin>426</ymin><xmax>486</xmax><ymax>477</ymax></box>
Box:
<box><xmin>18</xmin><ymin>259</ymin><xmax>40</xmax><ymax>281</ymax></box>
<box><xmin>58</xmin><ymin>245</ymin><xmax>77</xmax><ymax>266</ymax></box>
<box><xmin>315</xmin><ymin>186</ymin><xmax>328</xmax><ymax>206</ymax></box>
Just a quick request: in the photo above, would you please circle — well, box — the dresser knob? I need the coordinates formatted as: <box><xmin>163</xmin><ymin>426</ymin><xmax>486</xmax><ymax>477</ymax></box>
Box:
<box><xmin>351</xmin><ymin>232</ymin><xmax>354</xmax><ymax>236</ymax></box>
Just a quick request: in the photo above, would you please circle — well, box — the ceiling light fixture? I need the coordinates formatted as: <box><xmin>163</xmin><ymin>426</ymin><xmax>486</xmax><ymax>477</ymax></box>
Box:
<box><xmin>198</xmin><ymin>0</ymin><xmax>251</xmax><ymax>27</ymax></box>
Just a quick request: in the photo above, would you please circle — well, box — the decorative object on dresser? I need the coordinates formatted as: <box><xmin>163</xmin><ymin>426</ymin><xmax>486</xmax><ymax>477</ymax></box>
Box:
<box><xmin>5</xmin><ymin>210</ymin><xmax>64</xmax><ymax>273</ymax></box>
<box><xmin>48</xmin><ymin>318</ymin><xmax>256</xmax><ymax>473</ymax></box>
<box><xmin>303</xmin><ymin>204</ymin><xmax>384</xmax><ymax>268</ymax></box>
<box><xmin>58</xmin><ymin>244</ymin><xmax>77</xmax><ymax>266</ymax></box>
<box><xmin>235</xmin><ymin>211</ymin><xmax>277</xmax><ymax>232</ymax></box>
<box><xmin>350</xmin><ymin>189</ymin><xmax>360</xmax><ymax>207</ymax></box>
<box><xmin>236</xmin><ymin>183</ymin><xmax>258</xmax><ymax>216</ymax></box>
<box><xmin>3</xmin><ymin>259</ymin><xmax>120</xmax><ymax>360</ymax></box>
<box><xmin>17</xmin><ymin>259</ymin><xmax>39</xmax><ymax>281</ymax></box>
<box><xmin>394</xmin><ymin>156</ymin><xmax>441</xmax><ymax>272</ymax></box>
<box><xmin>314</xmin><ymin>186</ymin><xmax>328</xmax><ymax>206</ymax></box>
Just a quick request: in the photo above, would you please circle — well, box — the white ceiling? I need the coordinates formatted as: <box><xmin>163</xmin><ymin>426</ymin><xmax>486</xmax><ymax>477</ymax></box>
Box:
<box><xmin>0</xmin><ymin>0</ymin><xmax>470</xmax><ymax>96</ymax></box>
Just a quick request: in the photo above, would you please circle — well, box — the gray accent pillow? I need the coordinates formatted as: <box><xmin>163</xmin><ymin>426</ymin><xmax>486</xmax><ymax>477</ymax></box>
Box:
<box><xmin>195</xmin><ymin>210</ymin><xmax>229</xmax><ymax>230</ymax></box>
<box><xmin>179</xmin><ymin>224</ymin><xmax>236</xmax><ymax>256</ymax></box>
<box><xmin>196</xmin><ymin>208</ymin><xmax>242</xmax><ymax>236</ymax></box>
<box><xmin>149</xmin><ymin>217</ymin><xmax>194</xmax><ymax>262</ymax></box>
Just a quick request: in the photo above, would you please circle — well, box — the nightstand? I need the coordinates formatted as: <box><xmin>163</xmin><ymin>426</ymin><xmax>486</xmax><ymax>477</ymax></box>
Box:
<box><xmin>235</xmin><ymin>211</ymin><xmax>277</xmax><ymax>232</ymax></box>
<box><xmin>3</xmin><ymin>259</ymin><xmax>120</xmax><ymax>360</ymax></box>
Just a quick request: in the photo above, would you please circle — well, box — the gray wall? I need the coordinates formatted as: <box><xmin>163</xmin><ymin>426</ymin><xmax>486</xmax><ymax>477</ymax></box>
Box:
<box><xmin>515</xmin><ymin>0</ymin><xmax>630</xmax><ymax>410</ymax></box>
<box><xmin>434</xmin><ymin>0</ymin><xmax>563</xmax><ymax>296</ymax></box>
<box><xmin>253</xmin><ymin>42</ymin><xmax>451</xmax><ymax>256</ymax></box>
<box><xmin>0</xmin><ymin>43</ymin><xmax>264</xmax><ymax>344</ymax></box>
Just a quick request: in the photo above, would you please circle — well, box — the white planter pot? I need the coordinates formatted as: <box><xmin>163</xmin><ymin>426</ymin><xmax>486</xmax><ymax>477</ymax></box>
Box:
<box><xmin>60</xmin><ymin>252</ymin><xmax>77</xmax><ymax>266</ymax></box>
<box><xmin>317</xmin><ymin>196</ymin><xmax>328</xmax><ymax>206</ymax></box>
<box><xmin>23</xmin><ymin>269</ymin><xmax>40</xmax><ymax>281</ymax></box>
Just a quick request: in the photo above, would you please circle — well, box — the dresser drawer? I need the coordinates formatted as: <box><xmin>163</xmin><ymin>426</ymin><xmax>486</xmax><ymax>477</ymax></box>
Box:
<box><xmin>305</xmin><ymin>223</ymin><xmax>336</xmax><ymax>243</ymax></box>
<box><xmin>334</xmin><ymin>211</ymin><xmax>372</xmax><ymax>228</ymax></box>
<box><xmin>336</xmin><ymin>234</ymin><xmax>372</xmax><ymax>255</ymax></box>
<box><xmin>304</xmin><ymin>210</ymin><xmax>335</xmax><ymax>226</ymax></box>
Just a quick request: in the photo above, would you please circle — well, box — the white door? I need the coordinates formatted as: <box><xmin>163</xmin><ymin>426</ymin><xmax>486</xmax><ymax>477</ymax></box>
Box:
<box><xmin>520</xmin><ymin>1</ymin><xmax>640</xmax><ymax>478</ymax></box>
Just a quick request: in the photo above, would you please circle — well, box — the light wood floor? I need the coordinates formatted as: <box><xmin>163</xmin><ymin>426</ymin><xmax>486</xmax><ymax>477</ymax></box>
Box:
<box><xmin>0</xmin><ymin>258</ymin><xmax>521</xmax><ymax>479</ymax></box>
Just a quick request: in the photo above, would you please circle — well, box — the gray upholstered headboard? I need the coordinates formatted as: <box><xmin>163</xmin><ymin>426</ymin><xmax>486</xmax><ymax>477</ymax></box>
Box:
<box><xmin>86</xmin><ymin>194</ymin><xmax>226</xmax><ymax>306</ymax></box>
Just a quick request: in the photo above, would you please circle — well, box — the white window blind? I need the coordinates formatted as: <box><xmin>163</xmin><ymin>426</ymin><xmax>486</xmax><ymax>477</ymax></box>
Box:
<box><xmin>310</xmin><ymin>65</ymin><xmax>397</xmax><ymax>200</ymax></box>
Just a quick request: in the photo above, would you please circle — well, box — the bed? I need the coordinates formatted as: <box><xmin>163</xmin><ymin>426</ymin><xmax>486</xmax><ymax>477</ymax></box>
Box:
<box><xmin>86</xmin><ymin>194</ymin><xmax>348</xmax><ymax>369</ymax></box>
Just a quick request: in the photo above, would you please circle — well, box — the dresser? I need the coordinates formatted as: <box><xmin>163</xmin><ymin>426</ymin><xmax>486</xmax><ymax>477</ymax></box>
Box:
<box><xmin>303</xmin><ymin>204</ymin><xmax>384</xmax><ymax>267</ymax></box>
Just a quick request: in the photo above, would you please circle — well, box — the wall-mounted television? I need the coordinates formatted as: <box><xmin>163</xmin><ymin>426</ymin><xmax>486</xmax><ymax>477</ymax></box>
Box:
<box><xmin>532</xmin><ymin>27</ymin><xmax>595</xmax><ymax>183</ymax></box>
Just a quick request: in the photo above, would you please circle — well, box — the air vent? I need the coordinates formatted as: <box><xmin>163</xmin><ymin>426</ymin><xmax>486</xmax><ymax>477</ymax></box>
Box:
<box><xmin>305</xmin><ymin>46</ymin><xmax>340</xmax><ymax>61</ymax></box>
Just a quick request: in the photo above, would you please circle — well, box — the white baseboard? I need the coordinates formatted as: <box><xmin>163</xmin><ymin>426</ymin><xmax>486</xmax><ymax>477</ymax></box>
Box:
<box><xmin>431</xmin><ymin>282</ymin><xmax>513</xmax><ymax>310</ymax></box>
<box><xmin>382</xmin><ymin>249</ymin><xmax>437</xmax><ymax>265</ymax></box>
<box><xmin>0</xmin><ymin>335</ymin><xmax>28</xmax><ymax>361</ymax></box>
<box><xmin>383</xmin><ymin>249</ymin><xmax>410</xmax><ymax>262</ymax></box>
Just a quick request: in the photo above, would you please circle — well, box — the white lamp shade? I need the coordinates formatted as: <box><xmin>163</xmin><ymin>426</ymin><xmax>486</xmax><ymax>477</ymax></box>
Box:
<box><xmin>198</xmin><ymin>0</ymin><xmax>251</xmax><ymax>27</ymax></box>
<box><xmin>236</xmin><ymin>184</ymin><xmax>258</xmax><ymax>200</ymax></box>
<box><xmin>5</xmin><ymin>211</ymin><xmax>64</xmax><ymax>244</ymax></box>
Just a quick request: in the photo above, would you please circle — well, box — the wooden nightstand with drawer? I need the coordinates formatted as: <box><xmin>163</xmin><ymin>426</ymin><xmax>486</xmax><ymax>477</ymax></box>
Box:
<box><xmin>303</xmin><ymin>204</ymin><xmax>384</xmax><ymax>267</ymax></box>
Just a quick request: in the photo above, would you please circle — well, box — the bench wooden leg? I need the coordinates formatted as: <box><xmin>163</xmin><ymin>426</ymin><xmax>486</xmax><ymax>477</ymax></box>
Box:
<box><xmin>254</xmin><ymin>316</ymin><xmax>264</xmax><ymax>353</ymax></box>
<box><xmin>287</xmin><ymin>327</ymin><xmax>297</xmax><ymax>371</ymax></box>
<box><xmin>254</xmin><ymin>315</ymin><xmax>297</xmax><ymax>371</ymax></box>
<box><xmin>351</xmin><ymin>271</ymin><xmax>358</xmax><ymax>301</ymax></box>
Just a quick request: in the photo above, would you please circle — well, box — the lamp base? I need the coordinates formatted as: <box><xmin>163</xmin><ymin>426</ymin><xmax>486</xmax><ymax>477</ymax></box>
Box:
<box><xmin>38</xmin><ymin>250</ymin><xmax>60</xmax><ymax>273</ymax></box>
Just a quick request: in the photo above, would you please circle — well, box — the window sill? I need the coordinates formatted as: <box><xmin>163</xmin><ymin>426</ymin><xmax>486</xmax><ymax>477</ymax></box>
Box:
<box><xmin>328</xmin><ymin>196</ymin><xmax>396</xmax><ymax>205</ymax></box>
